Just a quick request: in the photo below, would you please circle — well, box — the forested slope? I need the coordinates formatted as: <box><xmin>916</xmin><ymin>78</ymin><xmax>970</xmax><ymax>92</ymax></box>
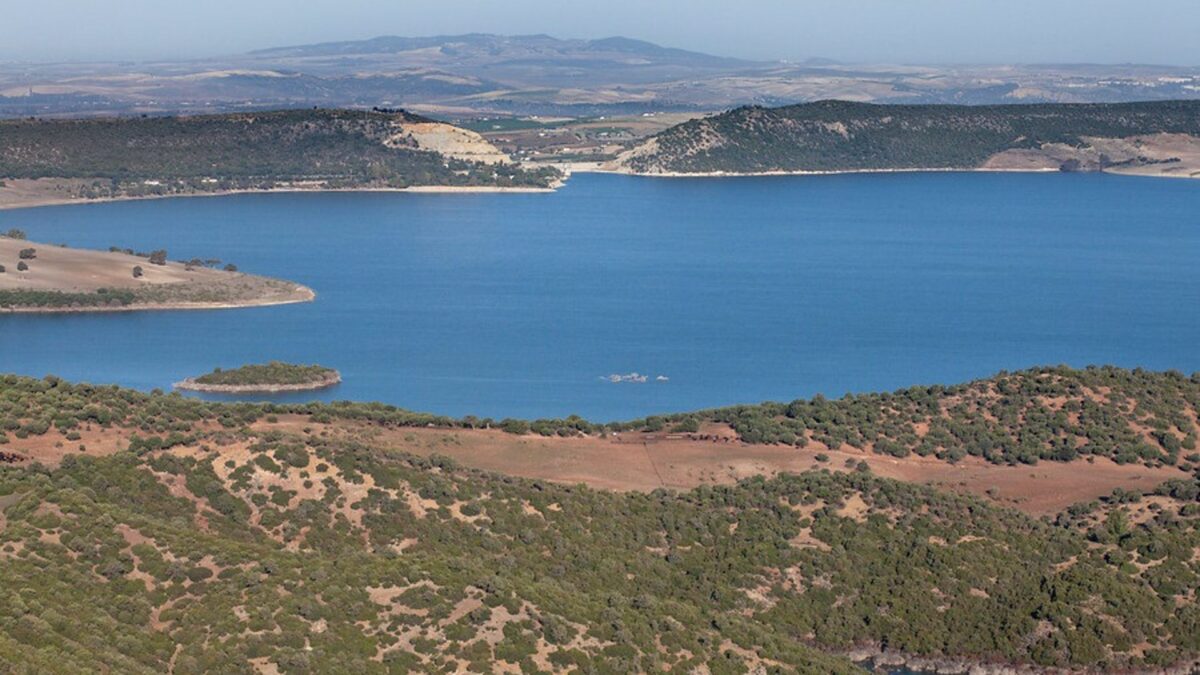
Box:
<box><xmin>0</xmin><ymin>108</ymin><xmax>558</xmax><ymax>197</ymax></box>
<box><xmin>0</xmin><ymin>371</ymin><xmax>1198</xmax><ymax>671</ymax></box>
<box><xmin>618</xmin><ymin>100</ymin><xmax>1200</xmax><ymax>175</ymax></box>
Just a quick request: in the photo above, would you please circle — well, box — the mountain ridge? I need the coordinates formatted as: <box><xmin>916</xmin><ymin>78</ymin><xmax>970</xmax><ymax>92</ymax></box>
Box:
<box><xmin>615</xmin><ymin>99</ymin><xmax>1200</xmax><ymax>177</ymax></box>
<box><xmin>248</xmin><ymin>32</ymin><xmax>757</xmax><ymax>68</ymax></box>
<box><xmin>7</xmin><ymin>34</ymin><xmax>1199</xmax><ymax>118</ymax></box>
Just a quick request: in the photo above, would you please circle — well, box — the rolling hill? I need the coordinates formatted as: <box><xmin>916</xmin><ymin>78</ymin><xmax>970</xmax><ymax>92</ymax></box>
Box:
<box><xmin>0</xmin><ymin>108</ymin><xmax>558</xmax><ymax>205</ymax></box>
<box><xmin>0</xmin><ymin>367</ymin><xmax>1198</xmax><ymax>672</ymax></box>
<box><xmin>615</xmin><ymin>100</ymin><xmax>1200</xmax><ymax>178</ymax></box>
<box><xmin>3</xmin><ymin>35</ymin><xmax>1199</xmax><ymax>119</ymax></box>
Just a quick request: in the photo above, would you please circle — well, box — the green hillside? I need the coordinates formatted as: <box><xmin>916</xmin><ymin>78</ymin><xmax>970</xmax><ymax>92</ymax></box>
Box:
<box><xmin>0</xmin><ymin>370</ymin><xmax>1199</xmax><ymax>671</ymax></box>
<box><xmin>620</xmin><ymin>100</ymin><xmax>1200</xmax><ymax>174</ymax></box>
<box><xmin>0</xmin><ymin>108</ymin><xmax>558</xmax><ymax>195</ymax></box>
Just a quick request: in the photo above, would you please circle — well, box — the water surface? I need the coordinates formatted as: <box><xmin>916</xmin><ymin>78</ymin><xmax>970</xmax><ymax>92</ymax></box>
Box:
<box><xmin>1</xmin><ymin>172</ymin><xmax>1197</xmax><ymax>420</ymax></box>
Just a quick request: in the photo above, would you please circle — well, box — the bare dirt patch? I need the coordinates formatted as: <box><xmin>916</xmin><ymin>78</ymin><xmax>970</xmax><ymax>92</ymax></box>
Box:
<box><xmin>0</xmin><ymin>237</ymin><xmax>313</xmax><ymax>311</ymax></box>
<box><xmin>4</xmin><ymin>410</ymin><xmax>1182</xmax><ymax>518</ymax></box>
<box><xmin>254</xmin><ymin>419</ymin><xmax>1188</xmax><ymax>516</ymax></box>
<box><xmin>1</xmin><ymin>425</ymin><xmax>130</xmax><ymax>464</ymax></box>
<box><xmin>982</xmin><ymin>133</ymin><xmax>1200</xmax><ymax>179</ymax></box>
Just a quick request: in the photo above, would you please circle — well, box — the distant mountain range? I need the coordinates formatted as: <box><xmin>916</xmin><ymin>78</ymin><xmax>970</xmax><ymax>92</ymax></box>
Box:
<box><xmin>251</xmin><ymin>33</ymin><xmax>752</xmax><ymax>70</ymax></box>
<box><xmin>1</xmin><ymin>34</ymin><xmax>1198</xmax><ymax>118</ymax></box>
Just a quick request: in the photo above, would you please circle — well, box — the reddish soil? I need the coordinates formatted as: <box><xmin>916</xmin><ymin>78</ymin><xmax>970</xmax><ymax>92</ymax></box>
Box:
<box><xmin>250</xmin><ymin>417</ymin><xmax>1188</xmax><ymax>516</ymax></box>
<box><xmin>3</xmin><ymin>416</ymin><xmax>1186</xmax><ymax>517</ymax></box>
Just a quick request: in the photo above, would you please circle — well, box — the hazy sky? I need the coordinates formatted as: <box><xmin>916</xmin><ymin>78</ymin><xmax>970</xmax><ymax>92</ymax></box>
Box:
<box><xmin>2</xmin><ymin>0</ymin><xmax>1197</xmax><ymax>65</ymax></box>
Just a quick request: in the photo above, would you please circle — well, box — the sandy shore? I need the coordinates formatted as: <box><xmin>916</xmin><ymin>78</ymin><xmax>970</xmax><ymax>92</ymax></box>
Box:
<box><xmin>0</xmin><ymin>285</ymin><xmax>315</xmax><ymax>314</ymax></box>
<box><xmin>174</xmin><ymin>370</ymin><xmax>340</xmax><ymax>393</ymax></box>
<box><xmin>4</xmin><ymin>164</ymin><xmax>1191</xmax><ymax>212</ymax></box>
<box><xmin>403</xmin><ymin>185</ymin><xmax>557</xmax><ymax>194</ymax></box>
<box><xmin>0</xmin><ymin>181</ymin><xmax>558</xmax><ymax>211</ymax></box>
<box><xmin>626</xmin><ymin>167</ymin><xmax>1060</xmax><ymax>178</ymax></box>
<box><xmin>844</xmin><ymin>644</ymin><xmax>1200</xmax><ymax>675</ymax></box>
<box><xmin>570</xmin><ymin>164</ymin><xmax>1200</xmax><ymax>180</ymax></box>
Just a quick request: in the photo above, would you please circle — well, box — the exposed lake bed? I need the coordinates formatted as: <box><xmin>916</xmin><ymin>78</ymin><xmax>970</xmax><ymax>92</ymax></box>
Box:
<box><xmin>1</xmin><ymin>171</ymin><xmax>1196</xmax><ymax>421</ymax></box>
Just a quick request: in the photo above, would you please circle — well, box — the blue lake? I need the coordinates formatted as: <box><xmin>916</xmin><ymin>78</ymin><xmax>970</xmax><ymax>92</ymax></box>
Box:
<box><xmin>1</xmin><ymin>172</ymin><xmax>1197</xmax><ymax>421</ymax></box>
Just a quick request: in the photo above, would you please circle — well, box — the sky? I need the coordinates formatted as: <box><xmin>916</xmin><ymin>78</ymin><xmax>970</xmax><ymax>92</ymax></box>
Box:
<box><xmin>2</xmin><ymin>0</ymin><xmax>1197</xmax><ymax>66</ymax></box>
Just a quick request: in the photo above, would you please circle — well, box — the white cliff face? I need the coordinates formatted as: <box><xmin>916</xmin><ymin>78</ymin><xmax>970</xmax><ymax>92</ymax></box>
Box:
<box><xmin>386</xmin><ymin>121</ymin><xmax>513</xmax><ymax>165</ymax></box>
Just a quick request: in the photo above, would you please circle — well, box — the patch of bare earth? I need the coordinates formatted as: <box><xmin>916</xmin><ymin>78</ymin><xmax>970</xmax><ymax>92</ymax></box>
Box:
<box><xmin>982</xmin><ymin>133</ymin><xmax>1200</xmax><ymax>178</ymax></box>
<box><xmin>0</xmin><ymin>178</ymin><xmax>106</xmax><ymax>210</ymax></box>
<box><xmin>253</xmin><ymin>418</ymin><xmax>1188</xmax><ymax>516</ymax></box>
<box><xmin>1</xmin><ymin>424</ymin><xmax>132</xmax><ymax>464</ymax></box>
<box><xmin>4</xmin><ymin>409</ymin><xmax>1184</xmax><ymax>519</ymax></box>
<box><xmin>388</xmin><ymin>121</ymin><xmax>512</xmax><ymax>165</ymax></box>
<box><xmin>0</xmin><ymin>237</ymin><xmax>313</xmax><ymax>311</ymax></box>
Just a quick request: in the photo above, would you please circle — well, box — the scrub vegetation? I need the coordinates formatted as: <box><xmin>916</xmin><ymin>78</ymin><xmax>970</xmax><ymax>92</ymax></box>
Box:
<box><xmin>622</xmin><ymin>100</ymin><xmax>1200</xmax><ymax>174</ymax></box>
<box><xmin>0</xmin><ymin>288</ymin><xmax>138</xmax><ymax>309</ymax></box>
<box><xmin>193</xmin><ymin>363</ymin><xmax>338</xmax><ymax>387</ymax></box>
<box><xmin>0</xmin><ymin>369</ymin><xmax>1197</xmax><ymax>672</ymax></box>
<box><xmin>0</xmin><ymin>109</ymin><xmax>559</xmax><ymax>197</ymax></box>
<box><xmin>642</xmin><ymin>365</ymin><xmax>1200</xmax><ymax>468</ymax></box>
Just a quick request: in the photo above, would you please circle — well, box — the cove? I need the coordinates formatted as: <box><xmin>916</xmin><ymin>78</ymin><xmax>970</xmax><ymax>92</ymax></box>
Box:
<box><xmin>1</xmin><ymin>172</ymin><xmax>1197</xmax><ymax>421</ymax></box>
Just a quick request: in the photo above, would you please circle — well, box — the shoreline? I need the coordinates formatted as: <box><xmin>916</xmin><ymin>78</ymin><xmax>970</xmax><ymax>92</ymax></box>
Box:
<box><xmin>0</xmin><ymin>285</ymin><xmax>315</xmax><ymax>315</ymax></box>
<box><xmin>173</xmin><ymin>370</ymin><xmax>341</xmax><ymax>393</ymax></box>
<box><xmin>0</xmin><ymin>184</ymin><xmax>558</xmax><ymax>212</ymax></box>
<box><xmin>570</xmin><ymin>164</ymin><xmax>1200</xmax><ymax>180</ymax></box>
<box><xmin>844</xmin><ymin>643</ymin><xmax>1200</xmax><ymax>667</ymax></box>
<box><xmin>844</xmin><ymin>644</ymin><xmax>1200</xmax><ymax>675</ymax></box>
<box><xmin>3</xmin><ymin>167</ymin><xmax>1192</xmax><ymax>212</ymax></box>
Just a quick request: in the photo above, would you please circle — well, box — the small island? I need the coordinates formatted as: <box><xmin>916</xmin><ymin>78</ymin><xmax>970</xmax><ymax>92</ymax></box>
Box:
<box><xmin>174</xmin><ymin>362</ymin><xmax>341</xmax><ymax>393</ymax></box>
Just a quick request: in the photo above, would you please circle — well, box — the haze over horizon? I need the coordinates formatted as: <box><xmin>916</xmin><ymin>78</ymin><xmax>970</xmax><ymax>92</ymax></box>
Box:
<box><xmin>2</xmin><ymin>0</ymin><xmax>1198</xmax><ymax>66</ymax></box>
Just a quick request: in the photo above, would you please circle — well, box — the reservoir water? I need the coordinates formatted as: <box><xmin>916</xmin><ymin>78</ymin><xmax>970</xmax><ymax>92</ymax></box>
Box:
<box><xmin>1</xmin><ymin>172</ymin><xmax>1197</xmax><ymax>421</ymax></box>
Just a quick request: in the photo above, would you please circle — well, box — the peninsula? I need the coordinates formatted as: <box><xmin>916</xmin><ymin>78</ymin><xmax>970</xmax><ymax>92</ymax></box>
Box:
<box><xmin>614</xmin><ymin>100</ymin><xmax>1200</xmax><ymax>178</ymax></box>
<box><xmin>0</xmin><ymin>108</ymin><xmax>560</xmax><ymax>210</ymax></box>
<box><xmin>0</xmin><ymin>234</ymin><xmax>312</xmax><ymax>312</ymax></box>
<box><xmin>175</xmin><ymin>362</ymin><xmax>341</xmax><ymax>393</ymax></box>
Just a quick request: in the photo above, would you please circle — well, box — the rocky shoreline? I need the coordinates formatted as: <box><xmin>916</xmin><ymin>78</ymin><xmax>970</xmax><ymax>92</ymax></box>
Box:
<box><xmin>173</xmin><ymin>370</ymin><xmax>341</xmax><ymax>394</ymax></box>
<box><xmin>845</xmin><ymin>645</ymin><xmax>1200</xmax><ymax>675</ymax></box>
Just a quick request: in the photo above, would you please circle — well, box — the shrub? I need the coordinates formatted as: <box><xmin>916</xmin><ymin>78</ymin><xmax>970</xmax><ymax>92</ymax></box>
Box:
<box><xmin>18</xmin><ymin>248</ymin><xmax>36</xmax><ymax>260</ymax></box>
<box><xmin>148</xmin><ymin>250</ymin><xmax>168</xmax><ymax>265</ymax></box>
<box><xmin>132</xmin><ymin>266</ymin><xmax>144</xmax><ymax>278</ymax></box>
<box><xmin>500</xmin><ymin>419</ymin><xmax>530</xmax><ymax>435</ymax></box>
<box><xmin>4</xmin><ymin>229</ymin><xmax>26</xmax><ymax>239</ymax></box>
<box><xmin>16</xmin><ymin>261</ymin><xmax>28</xmax><ymax>272</ymax></box>
<box><xmin>670</xmin><ymin>417</ymin><xmax>700</xmax><ymax>433</ymax></box>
